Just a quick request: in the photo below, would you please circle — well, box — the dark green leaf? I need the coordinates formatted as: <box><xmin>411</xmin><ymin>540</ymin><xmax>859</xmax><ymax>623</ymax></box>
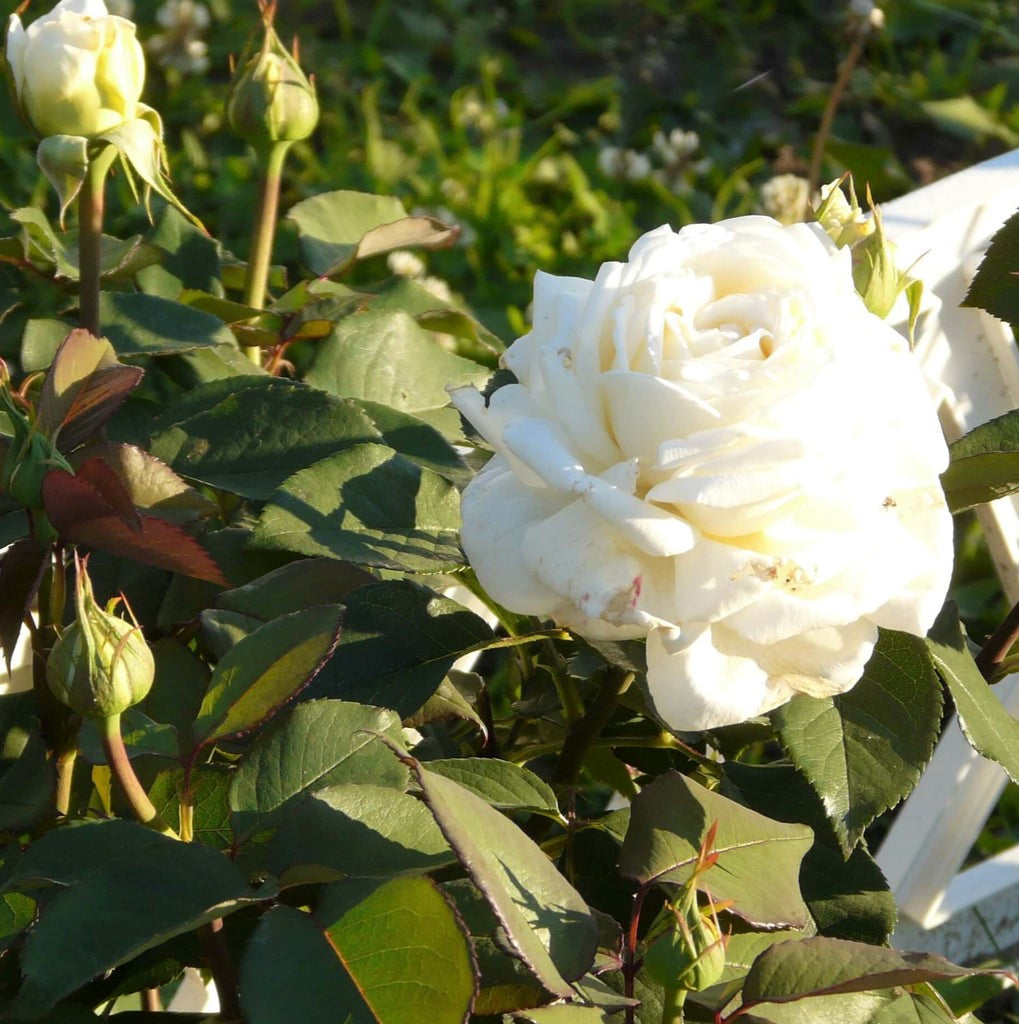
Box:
<box><xmin>774</xmin><ymin>629</ymin><xmax>941</xmax><ymax>853</ymax></box>
<box><xmin>741</xmin><ymin>937</ymin><xmax>984</xmax><ymax>1006</ymax></box>
<box><xmin>268</xmin><ymin>783</ymin><xmax>454</xmax><ymax>885</ymax></box>
<box><xmin>964</xmin><ymin>206</ymin><xmax>1019</xmax><ymax>324</ymax></box>
<box><xmin>927</xmin><ymin>602</ymin><xmax>1019</xmax><ymax>783</ymax></box>
<box><xmin>723</xmin><ymin>763</ymin><xmax>896</xmax><ymax>944</ymax></box>
<box><xmin>216</xmin><ymin>558</ymin><xmax>374</xmax><ymax>621</ymax></box>
<box><xmin>0</xmin><ymin>733</ymin><xmax>55</xmax><ymax>831</ymax></box>
<box><xmin>252</xmin><ymin>441</ymin><xmax>464</xmax><ymax>572</ymax></box>
<box><xmin>239</xmin><ymin>877</ymin><xmax>476</xmax><ymax>1024</ymax></box>
<box><xmin>306</xmin><ymin>581</ymin><xmax>494</xmax><ymax>716</ymax></box>
<box><xmin>149</xmin><ymin>378</ymin><xmax>383</xmax><ymax>500</ymax></box>
<box><xmin>3</xmin><ymin>819</ymin><xmax>255</xmax><ymax>1017</ymax></box>
<box><xmin>149</xmin><ymin>766</ymin><xmax>233</xmax><ymax>849</ymax></box>
<box><xmin>0</xmin><ymin>537</ymin><xmax>47</xmax><ymax>674</ymax></box>
<box><xmin>426</xmin><ymin>757</ymin><xmax>561</xmax><ymax>816</ymax></box>
<box><xmin>413</xmin><ymin>759</ymin><xmax>599</xmax><ymax>996</ymax></box>
<box><xmin>0</xmin><ymin>891</ymin><xmax>34</xmax><ymax>952</ymax></box>
<box><xmin>191</xmin><ymin>604</ymin><xmax>344</xmax><ymax>751</ymax></box>
<box><xmin>618</xmin><ymin>771</ymin><xmax>813</xmax><ymax>930</ymax></box>
<box><xmin>229</xmin><ymin>699</ymin><xmax>408</xmax><ymax>844</ymax></box>
<box><xmin>941</xmin><ymin>409</ymin><xmax>1019</xmax><ymax>512</ymax></box>
<box><xmin>99</xmin><ymin>292</ymin><xmax>233</xmax><ymax>354</ymax></box>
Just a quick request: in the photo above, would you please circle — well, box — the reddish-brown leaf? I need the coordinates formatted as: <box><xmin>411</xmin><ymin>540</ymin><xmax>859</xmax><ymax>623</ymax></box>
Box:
<box><xmin>41</xmin><ymin>470</ymin><xmax>228</xmax><ymax>585</ymax></box>
<box><xmin>73</xmin><ymin>457</ymin><xmax>141</xmax><ymax>531</ymax></box>
<box><xmin>57</xmin><ymin>364</ymin><xmax>144</xmax><ymax>452</ymax></box>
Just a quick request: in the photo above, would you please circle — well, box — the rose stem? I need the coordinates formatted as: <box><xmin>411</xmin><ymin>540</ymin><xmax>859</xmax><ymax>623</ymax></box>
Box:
<box><xmin>141</xmin><ymin>988</ymin><xmax>161</xmax><ymax>1011</ymax></box>
<box><xmin>660</xmin><ymin>984</ymin><xmax>687</xmax><ymax>1024</ymax></box>
<box><xmin>202</xmin><ymin>917</ymin><xmax>244</xmax><ymax>1021</ymax></box>
<box><xmin>623</xmin><ymin>884</ymin><xmax>650</xmax><ymax>1024</ymax></box>
<box><xmin>77</xmin><ymin>144</ymin><xmax>119</xmax><ymax>337</ymax></box>
<box><xmin>975</xmin><ymin>598</ymin><xmax>1019</xmax><ymax>680</ymax></box>
<box><xmin>99</xmin><ymin>713</ymin><xmax>178</xmax><ymax>837</ymax></box>
<box><xmin>241</xmin><ymin>140</ymin><xmax>292</xmax><ymax>365</ymax></box>
<box><xmin>553</xmin><ymin>666</ymin><xmax>635</xmax><ymax>787</ymax></box>
<box><xmin>807</xmin><ymin>26</ymin><xmax>867</xmax><ymax>200</ymax></box>
<box><xmin>32</xmin><ymin>546</ymin><xmax>78</xmax><ymax>816</ymax></box>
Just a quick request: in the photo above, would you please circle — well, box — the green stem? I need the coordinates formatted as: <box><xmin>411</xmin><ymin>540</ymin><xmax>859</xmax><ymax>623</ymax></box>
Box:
<box><xmin>100</xmin><ymin>713</ymin><xmax>178</xmax><ymax>838</ymax></box>
<box><xmin>241</xmin><ymin>140</ymin><xmax>292</xmax><ymax>364</ymax></box>
<box><xmin>54</xmin><ymin>747</ymin><xmax>76</xmax><ymax>817</ymax></box>
<box><xmin>661</xmin><ymin>985</ymin><xmax>687</xmax><ymax>1024</ymax></box>
<box><xmin>77</xmin><ymin>145</ymin><xmax>118</xmax><ymax>337</ymax></box>
<box><xmin>552</xmin><ymin>667</ymin><xmax>634</xmax><ymax>787</ymax></box>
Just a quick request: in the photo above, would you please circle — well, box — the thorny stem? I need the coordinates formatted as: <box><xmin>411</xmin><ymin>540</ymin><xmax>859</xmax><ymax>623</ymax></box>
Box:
<box><xmin>241</xmin><ymin>140</ymin><xmax>293</xmax><ymax>364</ymax></box>
<box><xmin>975</xmin><ymin>598</ymin><xmax>1019</xmax><ymax>680</ymax></box>
<box><xmin>77</xmin><ymin>145</ymin><xmax>119</xmax><ymax>337</ymax></box>
<box><xmin>807</xmin><ymin>28</ymin><xmax>867</xmax><ymax>199</ymax></box>
<box><xmin>624</xmin><ymin>885</ymin><xmax>650</xmax><ymax>1024</ymax></box>
<box><xmin>553</xmin><ymin>667</ymin><xmax>635</xmax><ymax>787</ymax></box>
<box><xmin>100</xmin><ymin>713</ymin><xmax>178</xmax><ymax>838</ymax></box>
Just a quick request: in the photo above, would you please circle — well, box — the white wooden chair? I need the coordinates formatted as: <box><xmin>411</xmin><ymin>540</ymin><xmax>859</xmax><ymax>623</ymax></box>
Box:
<box><xmin>876</xmin><ymin>147</ymin><xmax>1019</xmax><ymax>963</ymax></box>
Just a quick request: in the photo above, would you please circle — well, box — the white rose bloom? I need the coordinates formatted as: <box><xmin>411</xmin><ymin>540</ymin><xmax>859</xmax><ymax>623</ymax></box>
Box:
<box><xmin>449</xmin><ymin>217</ymin><xmax>953</xmax><ymax>731</ymax></box>
<box><xmin>6</xmin><ymin>0</ymin><xmax>145</xmax><ymax>139</ymax></box>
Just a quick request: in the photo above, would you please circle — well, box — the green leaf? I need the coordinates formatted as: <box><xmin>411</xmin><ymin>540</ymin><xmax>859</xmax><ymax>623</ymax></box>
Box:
<box><xmin>99</xmin><ymin>292</ymin><xmax>234</xmax><ymax>355</ymax></box>
<box><xmin>268</xmin><ymin>783</ymin><xmax>455</xmax><ymax>885</ymax></box>
<box><xmin>0</xmin><ymin>733</ymin><xmax>55</xmax><ymax>830</ymax></box>
<box><xmin>252</xmin><ymin>441</ymin><xmax>464</xmax><ymax>572</ymax></box>
<box><xmin>137</xmin><ymin>205</ymin><xmax>222</xmax><ymax>297</ymax></box>
<box><xmin>618</xmin><ymin>771</ymin><xmax>813</xmax><ymax>930</ymax></box>
<box><xmin>229</xmin><ymin>699</ymin><xmax>408</xmax><ymax>844</ymax></box>
<box><xmin>0</xmin><ymin>892</ymin><xmax>34</xmax><ymax>952</ymax></box>
<box><xmin>927</xmin><ymin>602</ymin><xmax>1019</xmax><ymax>783</ymax></box>
<box><xmin>405</xmin><ymin>672</ymin><xmax>488</xmax><ymax>738</ymax></box>
<box><xmin>412</xmin><ymin>759</ymin><xmax>599</xmax><ymax>996</ymax></box>
<box><xmin>921</xmin><ymin>96</ymin><xmax>1019</xmax><ymax>147</ymax></box>
<box><xmin>3</xmin><ymin>819</ymin><xmax>255</xmax><ymax>1017</ymax></box>
<box><xmin>353</xmin><ymin>398</ymin><xmax>472</xmax><ymax>486</ymax></box>
<box><xmin>426</xmin><ymin>757</ymin><xmax>561</xmax><ymax>817</ymax></box>
<box><xmin>149</xmin><ymin>766</ymin><xmax>233</xmax><ymax>849</ymax></box>
<box><xmin>940</xmin><ymin>409</ymin><xmax>1019</xmax><ymax>512</ymax></box>
<box><xmin>216</xmin><ymin>558</ymin><xmax>374</xmax><ymax>621</ymax></box>
<box><xmin>239</xmin><ymin>877</ymin><xmax>476</xmax><ymax>1024</ymax></box>
<box><xmin>10</xmin><ymin>207</ymin><xmax>77</xmax><ymax>278</ymax></box>
<box><xmin>191</xmin><ymin>604</ymin><xmax>344</xmax><ymax>751</ymax></box>
<box><xmin>723</xmin><ymin>763</ymin><xmax>896</xmax><ymax>945</ymax></box>
<box><xmin>149</xmin><ymin>378</ymin><xmax>383</xmax><ymax>500</ymax></box>
<box><xmin>511</xmin><ymin>1008</ymin><xmax>617</xmax><ymax>1023</ymax></box>
<box><xmin>21</xmin><ymin>317</ymin><xmax>73</xmax><ymax>372</ymax></box>
<box><xmin>305</xmin><ymin>307</ymin><xmax>489</xmax><ymax>435</ymax></box>
<box><xmin>441</xmin><ymin>878</ymin><xmax>545</xmax><ymax>1015</ymax></box>
<box><xmin>286</xmin><ymin>190</ymin><xmax>457</xmax><ymax>276</ymax></box>
<box><xmin>741</xmin><ymin>937</ymin><xmax>985</xmax><ymax>1006</ymax></box>
<box><xmin>774</xmin><ymin>629</ymin><xmax>941</xmax><ymax>853</ymax></box>
<box><xmin>306</xmin><ymin>581</ymin><xmax>494</xmax><ymax>717</ymax></box>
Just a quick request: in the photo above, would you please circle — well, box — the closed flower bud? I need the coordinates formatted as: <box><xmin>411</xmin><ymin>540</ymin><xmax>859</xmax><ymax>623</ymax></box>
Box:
<box><xmin>226</xmin><ymin>13</ymin><xmax>318</xmax><ymax>149</ymax></box>
<box><xmin>643</xmin><ymin>895</ymin><xmax>726</xmax><ymax>994</ymax></box>
<box><xmin>47</xmin><ymin>558</ymin><xmax>154</xmax><ymax>719</ymax></box>
<box><xmin>5</xmin><ymin>0</ymin><xmax>146</xmax><ymax>139</ymax></box>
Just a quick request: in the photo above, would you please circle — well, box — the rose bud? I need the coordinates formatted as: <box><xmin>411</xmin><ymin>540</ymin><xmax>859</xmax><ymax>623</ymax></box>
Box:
<box><xmin>643</xmin><ymin>896</ymin><xmax>726</xmax><ymax>994</ymax></box>
<box><xmin>47</xmin><ymin>556</ymin><xmax>155</xmax><ymax>719</ymax></box>
<box><xmin>5</xmin><ymin>0</ymin><xmax>146</xmax><ymax>139</ymax></box>
<box><xmin>226</xmin><ymin>14</ymin><xmax>318</xmax><ymax>149</ymax></box>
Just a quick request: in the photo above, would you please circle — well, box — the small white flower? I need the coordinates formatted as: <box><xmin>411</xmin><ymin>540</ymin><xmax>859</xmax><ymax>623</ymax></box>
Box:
<box><xmin>761</xmin><ymin>174</ymin><xmax>810</xmax><ymax>225</ymax></box>
<box><xmin>450</xmin><ymin>217</ymin><xmax>952</xmax><ymax>731</ymax></box>
<box><xmin>147</xmin><ymin>0</ymin><xmax>211</xmax><ymax>74</ymax></box>
<box><xmin>387</xmin><ymin>250</ymin><xmax>426</xmax><ymax>279</ymax></box>
<box><xmin>598</xmin><ymin>146</ymin><xmax>652</xmax><ymax>182</ymax></box>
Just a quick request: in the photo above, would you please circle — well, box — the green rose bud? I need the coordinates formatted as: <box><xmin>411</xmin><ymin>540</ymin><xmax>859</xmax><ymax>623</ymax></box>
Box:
<box><xmin>47</xmin><ymin>556</ymin><xmax>155</xmax><ymax>719</ymax></box>
<box><xmin>5</xmin><ymin>0</ymin><xmax>146</xmax><ymax>140</ymax></box>
<box><xmin>226</xmin><ymin>9</ymin><xmax>318</xmax><ymax>150</ymax></box>
<box><xmin>643</xmin><ymin>894</ymin><xmax>727</xmax><ymax>995</ymax></box>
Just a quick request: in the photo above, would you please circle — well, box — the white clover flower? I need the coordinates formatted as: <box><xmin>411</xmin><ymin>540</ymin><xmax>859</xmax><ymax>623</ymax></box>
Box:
<box><xmin>450</xmin><ymin>217</ymin><xmax>952</xmax><ymax>731</ymax></box>
<box><xmin>147</xmin><ymin>0</ymin><xmax>210</xmax><ymax>74</ymax></box>
<box><xmin>387</xmin><ymin>250</ymin><xmax>427</xmax><ymax>279</ymax></box>
<box><xmin>598</xmin><ymin>146</ymin><xmax>652</xmax><ymax>182</ymax></box>
<box><xmin>761</xmin><ymin>174</ymin><xmax>810</xmax><ymax>225</ymax></box>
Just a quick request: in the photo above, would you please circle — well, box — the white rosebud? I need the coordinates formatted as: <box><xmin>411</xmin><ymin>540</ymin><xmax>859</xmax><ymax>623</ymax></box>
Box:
<box><xmin>450</xmin><ymin>217</ymin><xmax>952</xmax><ymax>731</ymax></box>
<box><xmin>5</xmin><ymin>0</ymin><xmax>146</xmax><ymax>139</ymax></box>
<box><xmin>387</xmin><ymin>250</ymin><xmax>426</xmax><ymax>279</ymax></box>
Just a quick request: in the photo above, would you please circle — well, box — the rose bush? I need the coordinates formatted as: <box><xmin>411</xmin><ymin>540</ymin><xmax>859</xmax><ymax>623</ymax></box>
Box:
<box><xmin>5</xmin><ymin>0</ymin><xmax>145</xmax><ymax>139</ymax></box>
<box><xmin>451</xmin><ymin>216</ymin><xmax>953</xmax><ymax>731</ymax></box>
